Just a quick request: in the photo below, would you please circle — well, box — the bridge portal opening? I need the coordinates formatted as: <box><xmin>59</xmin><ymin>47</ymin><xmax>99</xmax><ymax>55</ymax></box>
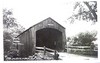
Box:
<box><xmin>36</xmin><ymin>28</ymin><xmax>63</xmax><ymax>51</ymax></box>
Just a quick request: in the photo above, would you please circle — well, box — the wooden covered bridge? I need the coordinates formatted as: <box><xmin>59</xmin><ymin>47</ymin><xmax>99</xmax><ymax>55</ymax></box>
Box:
<box><xmin>17</xmin><ymin>17</ymin><xmax>66</xmax><ymax>57</ymax></box>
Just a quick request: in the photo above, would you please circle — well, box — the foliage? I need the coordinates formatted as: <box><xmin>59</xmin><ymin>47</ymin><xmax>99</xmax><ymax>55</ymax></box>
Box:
<box><xmin>3</xmin><ymin>32</ymin><xmax>12</xmax><ymax>52</ymax></box>
<box><xmin>68</xmin><ymin>1</ymin><xmax>97</xmax><ymax>23</ymax></box>
<box><xmin>3</xmin><ymin>9</ymin><xmax>25</xmax><ymax>53</ymax></box>
<box><xmin>71</xmin><ymin>31</ymin><xmax>97</xmax><ymax>46</ymax></box>
<box><xmin>3</xmin><ymin>9</ymin><xmax>18</xmax><ymax>28</ymax></box>
<box><xmin>66</xmin><ymin>37</ymin><xmax>71</xmax><ymax>42</ymax></box>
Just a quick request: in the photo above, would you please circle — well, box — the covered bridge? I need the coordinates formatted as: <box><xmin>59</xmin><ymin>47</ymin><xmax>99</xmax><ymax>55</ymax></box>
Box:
<box><xmin>17</xmin><ymin>17</ymin><xmax>66</xmax><ymax>57</ymax></box>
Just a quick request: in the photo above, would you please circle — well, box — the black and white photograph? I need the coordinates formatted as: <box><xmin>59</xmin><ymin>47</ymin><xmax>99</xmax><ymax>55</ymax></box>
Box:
<box><xmin>2</xmin><ymin>0</ymin><xmax>99</xmax><ymax>63</ymax></box>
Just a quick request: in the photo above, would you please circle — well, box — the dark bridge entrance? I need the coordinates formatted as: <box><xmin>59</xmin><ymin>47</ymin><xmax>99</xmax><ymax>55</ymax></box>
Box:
<box><xmin>36</xmin><ymin>28</ymin><xmax>63</xmax><ymax>51</ymax></box>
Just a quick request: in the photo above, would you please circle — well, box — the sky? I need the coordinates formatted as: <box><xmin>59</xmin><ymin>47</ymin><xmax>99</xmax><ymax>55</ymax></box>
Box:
<box><xmin>3</xmin><ymin>0</ymin><xmax>99</xmax><ymax>37</ymax></box>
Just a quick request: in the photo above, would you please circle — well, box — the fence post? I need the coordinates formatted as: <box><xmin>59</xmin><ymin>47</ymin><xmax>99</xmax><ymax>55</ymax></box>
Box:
<box><xmin>44</xmin><ymin>46</ymin><xmax>46</xmax><ymax>55</ymax></box>
<box><xmin>54</xmin><ymin>50</ymin><xmax>59</xmax><ymax>60</ymax></box>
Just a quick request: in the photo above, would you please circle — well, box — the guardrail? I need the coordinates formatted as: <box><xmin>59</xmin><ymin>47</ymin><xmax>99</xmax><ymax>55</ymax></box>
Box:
<box><xmin>35</xmin><ymin>46</ymin><xmax>59</xmax><ymax>60</ymax></box>
<box><xmin>66</xmin><ymin>46</ymin><xmax>98</xmax><ymax>51</ymax></box>
<box><xmin>67</xmin><ymin>46</ymin><xmax>91</xmax><ymax>49</ymax></box>
<box><xmin>66</xmin><ymin>46</ymin><xmax>98</xmax><ymax>55</ymax></box>
<box><xmin>36</xmin><ymin>46</ymin><xmax>55</xmax><ymax>52</ymax></box>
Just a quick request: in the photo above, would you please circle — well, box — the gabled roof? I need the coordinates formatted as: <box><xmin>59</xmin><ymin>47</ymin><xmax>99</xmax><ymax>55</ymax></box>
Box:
<box><xmin>17</xmin><ymin>17</ymin><xmax>65</xmax><ymax>37</ymax></box>
<box><xmin>28</xmin><ymin>17</ymin><xmax>65</xmax><ymax>29</ymax></box>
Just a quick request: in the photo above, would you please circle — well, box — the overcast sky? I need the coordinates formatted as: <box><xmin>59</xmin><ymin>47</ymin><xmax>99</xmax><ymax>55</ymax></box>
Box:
<box><xmin>3</xmin><ymin>0</ymin><xmax>99</xmax><ymax>37</ymax></box>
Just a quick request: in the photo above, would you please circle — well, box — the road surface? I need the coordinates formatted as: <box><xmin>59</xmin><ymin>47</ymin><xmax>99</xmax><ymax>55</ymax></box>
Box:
<box><xmin>58</xmin><ymin>52</ymin><xmax>97</xmax><ymax>60</ymax></box>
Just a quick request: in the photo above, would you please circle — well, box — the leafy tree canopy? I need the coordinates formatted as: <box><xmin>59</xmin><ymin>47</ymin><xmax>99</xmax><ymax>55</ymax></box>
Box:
<box><xmin>3</xmin><ymin>9</ymin><xmax>18</xmax><ymax>28</ymax></box>
<box><xmin>69</xmin><ymin>31</ymin><xmax>97</xmax><ymax>46</ymax></box>
<box><xmin>68</xmin><ymin>1</ymin><xmax>97</xmax><ymax>24</ymax></box>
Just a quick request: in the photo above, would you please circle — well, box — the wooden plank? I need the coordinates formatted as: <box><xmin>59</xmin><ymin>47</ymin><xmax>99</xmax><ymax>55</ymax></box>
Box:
<box><xmin>67</xmin><ymin>46</ymin><xmax>91</xmax><ymax>49</ymax></box>
<box><xmin>46</xmin><ymin>47</ymin><xmax>55</xmax><ymax>52</ymax></box>
<box><xmin>36</xmin><ymin>47</ymin><xmax>55</xmax><ymax>52</ymax></box>
<box><xmin>36</xmin><ymin>47</ymin><xmax>44</xmax><ymax>50</ymax></box>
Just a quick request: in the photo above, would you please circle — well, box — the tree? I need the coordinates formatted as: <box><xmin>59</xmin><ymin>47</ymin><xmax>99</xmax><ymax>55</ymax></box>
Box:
<box><xmin>3</xmin><ymin>9</ymin><xmax>25</xmax><ymax>53</ymax></box>
<box><xmin>3</xmin><ymin>9</ymin><xmax>18</xmax><ymax>29</ymax></box>
<box><xmin>66</xmin><ymin>37</ymin><xmax>71</xmax><ymax>42</ymax></box>
<box><xmin>68</xmin><ymin>1</ymin><xmax>97</xmax><ymax>23</ymax></box>
<box><xmin>72</xmin><ymin>31</ymin><xmax>97</xmax><ymax>46</ymax></box>
<box><xmin>3</xmin><ymin>9</ymin><xmax>25</xmax><ymax>36</ymax></box>
<box><xmin>72</xmin><ymin>36</ymin><xmax>79</xmax><ymax>46</ymax></box>
<box><xmin>3</xmin><ymin>32</ymin><xmax>13</xmax><ymax>52</ymax></box>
